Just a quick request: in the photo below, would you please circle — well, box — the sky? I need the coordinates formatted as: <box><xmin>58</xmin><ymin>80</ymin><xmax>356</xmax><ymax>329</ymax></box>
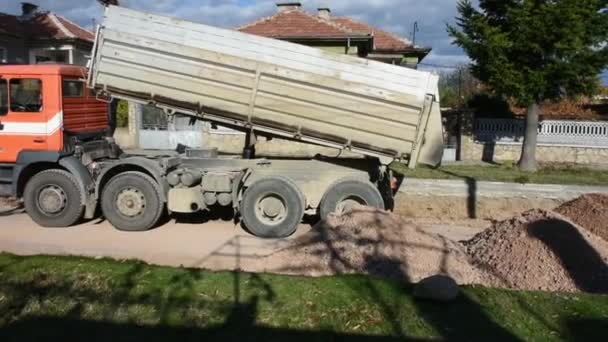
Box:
<box><xmin>1</xmin><ymin>0</ymin><xmax>606</xmax><ymax>84</ymax></box>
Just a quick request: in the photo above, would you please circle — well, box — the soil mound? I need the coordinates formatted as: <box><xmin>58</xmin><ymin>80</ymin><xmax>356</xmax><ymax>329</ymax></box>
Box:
<box><xmin>556</xmin><ymin>194</ymin><xmax>608</xmax><ymax>242</ymax></box>
<box><xmin>258</xmin><ymin>207</ymin><xmax>483</xmax><ymax>285</ymax></box>
<box><xmin>465</xmin><ymin>209</ymin><xmax>608</xmax><ymax>293</ymax></box>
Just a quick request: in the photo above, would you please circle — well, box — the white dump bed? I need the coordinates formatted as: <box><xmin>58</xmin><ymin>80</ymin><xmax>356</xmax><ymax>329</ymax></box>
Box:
<box><xmin>89</xmin><ymin>5</ymin><xmax>444</xmax><ymax>166</ymax></box>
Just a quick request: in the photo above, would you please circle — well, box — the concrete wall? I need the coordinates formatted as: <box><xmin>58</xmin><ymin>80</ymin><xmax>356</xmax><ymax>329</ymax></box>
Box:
<box><xmin>113</xmin><ymin>127</ymin><xmax>136</xmax><ymax>149</ymax></box>
<box><xmin>203</xmin><ymin>129</ymin><xmax>360</xmax><ymax>158</ymax></box>
<box><xmin>461</xmin><ymin>135</ymin><xmax>608</xmax><ymax>165</ymax></box>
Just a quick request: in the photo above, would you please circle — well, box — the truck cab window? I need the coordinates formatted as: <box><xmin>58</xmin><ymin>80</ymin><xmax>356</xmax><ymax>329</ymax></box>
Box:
<box><xmin>0</xmin><ymin>79</ymin><xmax>7</xmax><ymax>115</ymax></box>
<box><xmin>63</xmin><ymin>79</ymin><xmax>84</xmax><ymax>97</ymax></box>
<box><xmin>10</xmin><ymin>79</ymin><xmax>42</xmax><ymax>112</ymax></box>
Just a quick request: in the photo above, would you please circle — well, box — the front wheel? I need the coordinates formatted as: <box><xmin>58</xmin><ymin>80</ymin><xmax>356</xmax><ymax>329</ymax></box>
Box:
<box><xmin>23</xmin><ymin>169</ymin><xmax>84</xmax><ymax>227</ymax></box>
<box><xmin>240</xmin><ymin>176</ymin><xmax>305</xmax><ymax>239</ymax></box>
<box><xmin>101</xmin><ymin>171</ymin><xmax>164</xmax><ymax>232</ymax></box>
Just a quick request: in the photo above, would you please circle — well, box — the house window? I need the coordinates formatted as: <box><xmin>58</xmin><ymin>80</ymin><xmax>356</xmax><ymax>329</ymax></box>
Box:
<box><xmin>62</xmin><ymin>79</ymin><xmax>84</xmax><ymax>97</ymax></box>
<box><xmin>0</xmin><ymin>47</ymin><xmax>6</xmax><ymax>64</ymax></box>
<box><xmin>10</xmin><ymin>79</ymin><xmax>43</xmax><ymax>112</ymax></box>
<box><xmin>0</xmin><ymin>79</ymin><xmax>7</xmax><ymax>115</ymax></box>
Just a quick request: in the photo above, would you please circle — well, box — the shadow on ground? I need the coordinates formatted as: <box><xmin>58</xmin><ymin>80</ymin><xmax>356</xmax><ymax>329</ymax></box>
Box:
<box><xmin>2</xmin><ymin>210</ymin><xmax>608</xmax><ymax>341</ymax></box>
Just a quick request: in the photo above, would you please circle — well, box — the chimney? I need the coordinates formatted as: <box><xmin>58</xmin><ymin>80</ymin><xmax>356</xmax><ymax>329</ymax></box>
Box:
<box><xmin>21</xmin><ymin>2</ymin><xmax>39</xmax><ymax>17</ymax></box>
<box><xmin>276</xmin><ymin>2</ymin><xmax>301</xmax><ymax>13</ymax></box>
<box><xmin>317</xmin><ymin>7</ymin><xmax>331</xmax><ymax>20</ymax></box>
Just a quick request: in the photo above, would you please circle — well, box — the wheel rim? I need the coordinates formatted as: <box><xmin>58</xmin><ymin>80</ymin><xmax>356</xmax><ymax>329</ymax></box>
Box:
<box><xmin>116</xmin><ymin>187</ymin><xmax>146</xmax><ymax>218</ymax></box>
<box><xmin>37</xmin><ymin>185</ymin><xmax>67</xmax><ymax>215</ymax></box>
<box><xmin>336</xmin><ymin>195</ymin><xmax>367</xmax><ymax>214</ymax></box>
<box><xmin>255</xmin><ymin>193</ymin><xmax>288</xmax><ymax>226</ymax></box>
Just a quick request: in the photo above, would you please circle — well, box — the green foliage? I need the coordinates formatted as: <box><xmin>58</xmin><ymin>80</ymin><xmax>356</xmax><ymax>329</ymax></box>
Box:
<box><xmin>116</xmin><ymin>100</ymin><xmax>129</xmax><ymax>128</ymax></box>
<box><xmin>448</xmin><ymin>0</ymin><xmax>608</xmax><ymax>107</ymax></box>
<box><xmin>439</xmin><ymin>66</ymin><xmax>482</xmax><ymax>108</ymax></box>
<box><xmin>2</xmin><ymin>253</ymin><xmax>608</xmax><ymax>341</ymax></box>
<box><xmin>391</xmin><ymin>162</ymin><xmax>608</xmax><ymax>185</ymax></box>
<box><xmin>467</xmin><ymin>93</ymin><xmax>514</xmax><ymax>118</ymax></box>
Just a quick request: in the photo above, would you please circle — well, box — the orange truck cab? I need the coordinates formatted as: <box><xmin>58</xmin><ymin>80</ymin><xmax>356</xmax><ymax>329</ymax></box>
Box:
<box><xmin>0</xmin><ymin>64</ymin><xmax>121</xmax><ymax>222</ymax></box>
<box><xmin>0</xmin><ymin>64</ymin><xmax>109</xmax><ymax>162</ymax></box>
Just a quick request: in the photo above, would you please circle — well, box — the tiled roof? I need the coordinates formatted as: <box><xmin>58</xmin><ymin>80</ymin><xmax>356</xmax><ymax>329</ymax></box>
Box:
<box><xmin>238</xmin><ymin>9</ymin><xmax>369</xmax><ymax>39</ymax></box>
<box><xmin>238</xmin><ymin>7</ymin><xmax>419</xmax><ymax>53</ymax></box>
<box><xmin>0</xmin><ymin>11</ymin><xmax>93</xmax><ymax>43</ymax></box>
<box><xmin>331</xmin><ymin>17</ymin><xmax>414</xmax><ymax>52</ymax></box>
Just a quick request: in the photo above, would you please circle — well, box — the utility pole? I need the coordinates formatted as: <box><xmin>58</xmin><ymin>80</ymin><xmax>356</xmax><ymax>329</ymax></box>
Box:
<box><xmin>412</xmin><ymin>21</ymin><xmax>419</xmax><ymax>46</ymax></box>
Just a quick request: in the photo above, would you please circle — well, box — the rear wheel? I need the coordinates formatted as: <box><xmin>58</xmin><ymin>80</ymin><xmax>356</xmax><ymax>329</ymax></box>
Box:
<box><xmin>24</xmin><ymin>169</ymin><xmax>84</xmax><ymax>227</ymax></box>
<box><xmin>240</xmin><ymin>176</ymin><xmax>305</xmax><ymax>239</ymax></box>
<box><xmin>101</xmin><ymin>172</ymin><xmax>164</xmax><ymax>232</ymax></box>
<box><xmin>320</xmin><ymin>178</ymin><xmax>384</xmax><ymax>219</ymax></box>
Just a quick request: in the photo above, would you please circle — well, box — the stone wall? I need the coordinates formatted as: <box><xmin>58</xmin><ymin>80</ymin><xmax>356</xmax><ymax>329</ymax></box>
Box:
<box><xmin>461</xmin><ymin>135</ymin><xmax>608</xmax><ymax>165</ymax></box>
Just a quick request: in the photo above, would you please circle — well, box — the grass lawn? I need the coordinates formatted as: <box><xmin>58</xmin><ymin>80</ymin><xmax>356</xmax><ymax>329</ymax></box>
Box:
<box><xmin>1</xmin><ymin>254</ymin><xmax>608</xmax><ymax>341</ymax></box>
<box><xmin>391</xmin><ymin>163</ymin><xmax>608</xmax><ymax>186</ymax></box>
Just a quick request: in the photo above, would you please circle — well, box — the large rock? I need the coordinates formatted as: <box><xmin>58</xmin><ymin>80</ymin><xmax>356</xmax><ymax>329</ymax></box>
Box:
<box><xmin>413</xmin><ymin>275</ymin><xmax>460</xmax><ymax>302</ymax></box>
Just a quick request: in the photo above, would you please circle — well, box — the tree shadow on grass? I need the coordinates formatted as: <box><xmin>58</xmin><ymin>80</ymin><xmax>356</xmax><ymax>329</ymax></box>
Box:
<box><xmin>271</xmin><ymin>209</ymin><xmax>522</xmax><ymax>341</ymax></box>
<box><xmin>0</xmin><ymin>255</ymin><xmax>426</xmax><ymax>342</ymax></box>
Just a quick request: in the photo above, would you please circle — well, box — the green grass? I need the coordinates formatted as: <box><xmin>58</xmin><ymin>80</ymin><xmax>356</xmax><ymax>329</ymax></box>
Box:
<box><xmin>1</xmin><ymin>254</ymin><xmax>608</xmax><ymax>341</ymax></box>
<box><xmin>392</xmin><ymin>163</ymin><xmax>608</xmax><ymax>186</ymax></box>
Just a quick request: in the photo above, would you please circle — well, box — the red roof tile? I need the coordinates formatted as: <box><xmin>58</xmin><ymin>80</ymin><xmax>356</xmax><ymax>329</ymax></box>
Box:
<box><xmin>238</xmin><ymin>8</ymin><xmax>423</xmax><ymax>54</ymax></box>
<box><xmin>332</xmin><ymin>17</ymin><xmax>413</xmax><ymax>52</ymax></box>
<box><xmin>0</xmin><ymin>13</ymin><xmax>26</xmax><ymax>37</ymax></box>
<box><xmin>0</xmin><ymin>11</ymin><xmax>93</xmax><ymax>43</ymax></box>
<box><xmin>239</xmin><ymin>9</ymin><xmax>368</xmax><ymax>39</ymax></box>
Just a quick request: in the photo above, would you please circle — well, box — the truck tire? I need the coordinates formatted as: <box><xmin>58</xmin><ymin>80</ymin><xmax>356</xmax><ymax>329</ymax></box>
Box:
<box><xmin>101</xmin><ymin>171</ymin><xmax>164</xmax><ymax>232</ymax></box>
<box><xmin>240</xmin><ymin>176</ymin><xmax>305</xmax><ymax>239</ymax></box>
<box><xmin>320</xmin><ymin>178</ymin><xmax>384</xmax><ymax>219</ymax></box>
<box><xmin>23</xmin><ymin>169</ymin><xmax>85</xmax><ymax>227</ymax></box>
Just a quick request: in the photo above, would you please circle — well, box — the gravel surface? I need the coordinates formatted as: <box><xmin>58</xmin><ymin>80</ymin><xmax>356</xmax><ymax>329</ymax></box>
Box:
<box><xmin>465</xmin><ymin>209</ymin><xmax>608</xmax><ymax>293</ymax></box>
<box><xmin>257</xmin><ymin>206</ymin><xmax>483</xmax><ymax>285</ymax></box>
<box><xmin>260</xmin><ymin>204</ymin><xmax>608</xmax><ymax>293</ymax></box>
<box><xmin>556</xmin><ymin>194</ymin><xmax>608</xmax><ymax>242</ymax></box>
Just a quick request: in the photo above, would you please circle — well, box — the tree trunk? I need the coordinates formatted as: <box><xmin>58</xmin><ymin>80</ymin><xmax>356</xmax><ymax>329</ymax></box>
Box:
<box><xmin>518</xmin><ymin>102</ymin><xmax>540</xmax><ymax>172</ymax></box>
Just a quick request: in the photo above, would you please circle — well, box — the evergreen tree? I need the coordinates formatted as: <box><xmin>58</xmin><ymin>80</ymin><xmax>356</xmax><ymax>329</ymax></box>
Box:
<box><xmin>449</xmin><ymin>0</ymin><xmax>608</xmax><ymax>171</ymax></box>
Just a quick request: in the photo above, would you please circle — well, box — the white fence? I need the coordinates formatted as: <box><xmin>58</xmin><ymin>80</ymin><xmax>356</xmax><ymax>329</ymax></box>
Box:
<box><xmin>476</xmin><ymin>118</ymin><xmax>608</xmax><ymax>148</ymax></box>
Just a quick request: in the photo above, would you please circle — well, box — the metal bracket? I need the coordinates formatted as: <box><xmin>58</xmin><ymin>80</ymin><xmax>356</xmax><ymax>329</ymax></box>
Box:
<box><xmin>247</xmin><ymin>68</ymin><xmax>262</xmax><ymax>124</ymax></box>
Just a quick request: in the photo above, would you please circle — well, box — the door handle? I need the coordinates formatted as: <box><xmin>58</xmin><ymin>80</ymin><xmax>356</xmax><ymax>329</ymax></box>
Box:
<box><xmin>33</xmin><ymin>138</ymin><xmax>46</xmax><ymax>143</ymax></box>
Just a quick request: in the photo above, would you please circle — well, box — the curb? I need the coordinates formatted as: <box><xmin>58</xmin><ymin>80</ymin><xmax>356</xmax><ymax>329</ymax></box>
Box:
<box><xmin>399</xmin><ymin>179</ymin><xmax>608</xmax><ymax>200</ymax></box>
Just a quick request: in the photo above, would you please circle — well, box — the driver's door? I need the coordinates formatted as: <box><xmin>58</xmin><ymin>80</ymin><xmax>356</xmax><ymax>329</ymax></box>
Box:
<box><xmin>0</xmin><ymin>75</ymin><xmax>50</xmax><ymax>163</ymax></box>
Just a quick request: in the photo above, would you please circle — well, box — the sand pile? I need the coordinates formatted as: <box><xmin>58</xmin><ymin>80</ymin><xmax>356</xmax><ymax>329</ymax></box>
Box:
<box><xmin>258</xmin><ymin>207</ymin><xmax>483</xmax><ymax>285</ymax></box>
<box><xmin>556</xmin><ymin>194</ymin><xmax>608</xmax><ymax>242</ymax></box>
<box><xmin>465</xmin><ymin>209</ymin><xmax>608</xmax><ymax>293</ymax></box>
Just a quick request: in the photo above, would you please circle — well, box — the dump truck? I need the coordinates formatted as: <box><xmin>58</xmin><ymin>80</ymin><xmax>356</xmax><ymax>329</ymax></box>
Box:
<box><xmin>0</xmin><ymin>5</ymin><xmax>443</xmax><ymax>238</ymax></box>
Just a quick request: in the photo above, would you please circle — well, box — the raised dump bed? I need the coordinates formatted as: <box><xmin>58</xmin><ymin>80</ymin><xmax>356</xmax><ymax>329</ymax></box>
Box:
<box><xmin>88</xmin><ymin>5</ymin><xmax>443</xmax><ymax>167</ymax></box>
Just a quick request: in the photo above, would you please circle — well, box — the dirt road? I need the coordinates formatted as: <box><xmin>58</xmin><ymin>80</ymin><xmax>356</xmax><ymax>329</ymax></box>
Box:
<box><xmin>0</xmin><ymin>205</ymin><xmax>484</xmax><ymax>271</ymax></box>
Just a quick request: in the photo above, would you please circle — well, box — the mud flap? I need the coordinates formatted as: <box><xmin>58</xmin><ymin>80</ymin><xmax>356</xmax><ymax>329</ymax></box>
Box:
<box><xmin>59</xmin><ymin>156</ymin><xmax>97</xmax><ymax>219</ymax></box>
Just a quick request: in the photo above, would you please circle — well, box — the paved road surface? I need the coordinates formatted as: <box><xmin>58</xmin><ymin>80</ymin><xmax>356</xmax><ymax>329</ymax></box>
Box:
<box><xmin>0</xmin><ymin>207</ymin><xmax>483</xmax><ymax>271</ymax></box>
<box><xmin>0</xmin><ymin>208</ymin><xmax>309</xmax><ymax>270</ymax></box>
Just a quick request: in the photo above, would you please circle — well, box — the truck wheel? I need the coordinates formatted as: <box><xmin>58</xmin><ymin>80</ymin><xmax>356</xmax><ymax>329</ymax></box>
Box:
<box><xmin>101</xmin><ymin>172</ymin><xmax>164</xmax><ymax>232</ymax></box>
<box><xmin>24</xmin><ymin>169</ymin><xmax>84</xmax><ymax>227</ymax></box>
<box><xmin>240</xmin><ymin>176</ymin><xmax>305</xmax><ymax>239</ymax></box>
<box><xmin>320</xmin><ymin>178</ymin><xmax>384</xmax><ymax>219</ymax></box>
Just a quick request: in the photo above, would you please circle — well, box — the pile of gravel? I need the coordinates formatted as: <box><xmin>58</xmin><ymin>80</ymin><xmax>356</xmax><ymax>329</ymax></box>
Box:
<box><xmin>556</xmin><ymin>194</ymin><xmax>608</xmax><ymax>242</ymax></box>
<box><xmin>465</xmin><ymin>209</ymin><xmax>608</xmax><ymax>293</ymax></box>
<box><xmin>257</xmin><ymin>207</ymin><xmax>483</xmax><ymax>285</ymax></box>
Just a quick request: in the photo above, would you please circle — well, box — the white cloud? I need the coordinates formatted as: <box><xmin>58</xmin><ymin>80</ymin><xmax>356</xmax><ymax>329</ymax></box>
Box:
<box><xmin>0</xmin><ymin>0</ymin><xmax>465</xmax><ymax>66</ymax></box>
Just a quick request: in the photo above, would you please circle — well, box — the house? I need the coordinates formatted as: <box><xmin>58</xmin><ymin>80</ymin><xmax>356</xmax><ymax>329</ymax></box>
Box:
<box><xmin>0</xmin><ymin>2</ymin><xmax>94</xmax><ymax>66</ymax></box>
<box><xmin>238</xmin><ymin>2</ymin><xmax>431</xmax><ymax>68</ymax></box>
